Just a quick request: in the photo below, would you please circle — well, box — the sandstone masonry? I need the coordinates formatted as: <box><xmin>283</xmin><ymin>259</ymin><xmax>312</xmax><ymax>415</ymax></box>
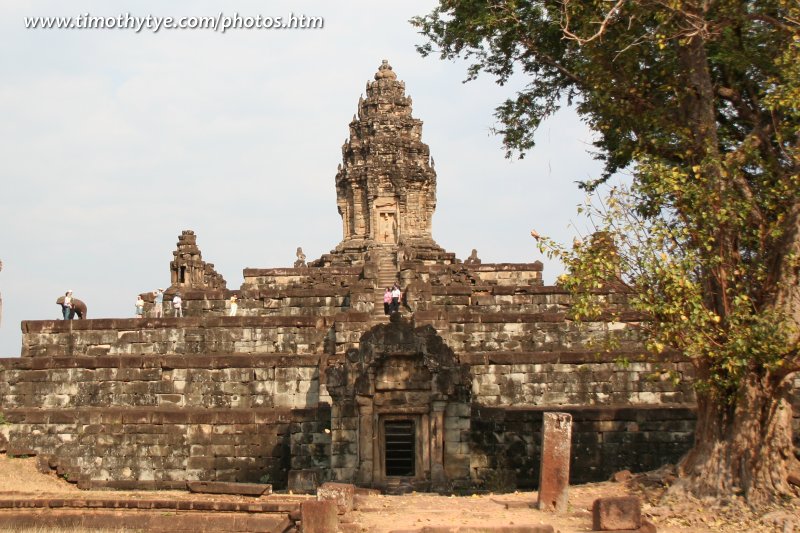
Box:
<box><xmin>1</xmin><ymin>62</ymin><xmax>798</xmax><ymax>493</ymax></box>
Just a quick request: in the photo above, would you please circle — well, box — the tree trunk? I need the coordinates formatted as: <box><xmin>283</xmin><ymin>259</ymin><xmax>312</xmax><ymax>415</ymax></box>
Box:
<box><xmin>678</xmin><ymin>368</ymin><xmax>799</xmax><ymax>506</ymax></box>
<box><xmin>672</xmin><ymin>18</ymin><xmax>800</xmax><ymax>506</ymax></box>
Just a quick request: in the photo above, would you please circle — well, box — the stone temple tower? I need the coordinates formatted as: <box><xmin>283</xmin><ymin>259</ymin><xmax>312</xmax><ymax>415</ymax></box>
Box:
<box><xmin>324</xmin><ymin>60</ymin><xmax>453</xmax><ymax>266</ymax></box>
<box><xmin>168</xmin><ymin>230</ymin><xmax>227</xmax><ymax>293</ymax></box>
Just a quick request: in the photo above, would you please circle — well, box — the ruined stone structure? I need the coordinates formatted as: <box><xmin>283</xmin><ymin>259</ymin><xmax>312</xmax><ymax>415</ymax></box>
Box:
<box><xmin>1</xmin><ymin>62</ymin><xmax>798</xmax><ymax>494</ymax></box>
<box><xmin>169</xmin><ymin>230</ymin><xmax>227</xmax><ymax>292</ymax></box>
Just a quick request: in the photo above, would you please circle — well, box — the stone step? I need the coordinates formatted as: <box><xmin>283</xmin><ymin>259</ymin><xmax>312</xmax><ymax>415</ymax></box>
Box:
<box><xmin>0</xmin><ymin>509</ymin><xmax>293</xmax><ymax>533</ymax></box>
<box><xmin>0</xmin><ymin>495</ymin><xmax>302</xmax><ymax>533</ymax></box>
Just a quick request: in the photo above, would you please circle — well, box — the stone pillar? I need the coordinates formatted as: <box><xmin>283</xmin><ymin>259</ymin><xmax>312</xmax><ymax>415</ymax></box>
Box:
<box><xmin>430</xmin><ymin>401</ymin><xmax>446</xmax><ymax>489</ymax></box>
<box><xmin>537</xmin><ymin>412</ymin><xmax>572</xmax><ymax>512</ymax></box>
<box><xmin>356</xmin><ymin>395</ymin><xmax>374</xmax><ymax>485</ymax></box>
<box><xmin>352</xmin><ymin>187</ymin><xmax>365</xmax><ymax>237</ymax></box>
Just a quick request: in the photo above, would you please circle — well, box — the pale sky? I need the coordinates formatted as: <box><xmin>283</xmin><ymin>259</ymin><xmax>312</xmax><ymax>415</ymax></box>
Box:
<box><xmin>0</xmin><ymin>1</ymin><xmax>604</xmax><ymax>357</ymax></box>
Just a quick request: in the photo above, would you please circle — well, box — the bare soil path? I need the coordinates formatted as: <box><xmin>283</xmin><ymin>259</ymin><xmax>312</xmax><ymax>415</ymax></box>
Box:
<box><xmin>1</xmin><ymin>454</ymin><xmax>797</xmax><ymax>532</ymax></box>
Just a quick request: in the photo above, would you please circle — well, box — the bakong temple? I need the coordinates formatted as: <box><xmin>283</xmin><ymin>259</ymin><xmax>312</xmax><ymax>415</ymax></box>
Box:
<box><xmin>1</xmin><ymin>61</ymin><xmax>798</xmax><ymax>494</ymax></box>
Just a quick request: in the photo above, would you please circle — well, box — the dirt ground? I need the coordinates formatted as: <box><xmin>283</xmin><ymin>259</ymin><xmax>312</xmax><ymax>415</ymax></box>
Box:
<box><xmin>1</xmin><ymin>454</ymin><xmax>798</xmax><ymax>532</ymax></box>
<box><xmin>350</xmin><ymin>481</ymin><xmax>800</xmax><ymax>533</ymax></box>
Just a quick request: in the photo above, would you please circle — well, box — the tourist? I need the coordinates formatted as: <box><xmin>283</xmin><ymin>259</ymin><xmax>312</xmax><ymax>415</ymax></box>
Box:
<box><xmin>135</xmin><ymin>295</ymin><xmax>144</xmax><ymax>318</ymax></box>
<box><xmin>153</xmin><ymin>289</ymin><xmax>164</xmax><ymax>318</ymax></box>
<box><xmin>173</xmin><ymin>292</ymin><xmax>183</xmax><ymax>318</ymax></box>
<box><xmin>229</xmin><ymin>294</ymin><xmax>238</xmax><ymax>316</ymax></box>
<box><xmin>383</xmin><ymin>287</ymin><xmax>392</xmax><ymax>315</ymax></box>
<box><xmin>61</xmin><ymin>290</ymin><xmax>73</xmax><ymax>320</ymax></box>
<box><xmin>391</xmin><ymin>284</ymin><xmax>401</xmax><ymax>313</ymax></box>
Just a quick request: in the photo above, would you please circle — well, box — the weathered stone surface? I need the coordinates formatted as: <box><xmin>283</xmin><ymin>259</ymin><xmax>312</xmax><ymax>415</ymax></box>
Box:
<box><xmin>319</xmin><ymin>60</ymin><xmax>454</xmax><ymax>267</ymax></box>
<box><xmin>168</xmin><ymin>230</ymin><xmax>227</xmax><ymax>292</ymax></box>
<box><xmin>0</xmin><ymin>509</ymin><xmax>289</xmax><ymax>533</ymax></box>
<box><xmin>186</xmin><ymin>480</ymin><xmax>271</xmax><ymax>496</ymax></box>
<box><xmin>611</xmin><ymin>470</ymin><xmax>634</xmax><ymax>483</ymax></box>
<box><xmin>326</xmin><ymin>318</ymin><xmax>471</xmax><ymax>489</ymax></box>
<box><xmin>300</xmin><ymin>499</ymin><xmax>338</xmax><ymax>533</ymax></box>
<box><xmin>537</xmin><ymin>412</ymin><xmax>572</xmax><ymax>512</ymax></box>
<box><xmin>288</xmin><ymin>469</ymin><xmax>321</xmax><ymax>494</ymax></box>
<box><xmin>317</xmin><ymin>482</ymin><xmax>355</xmax><ymax>513</ymax></box>
<box><xmin>592</xmin><ymin>496</ymin><xmax>642</xmax><ymax>531</ymax></box>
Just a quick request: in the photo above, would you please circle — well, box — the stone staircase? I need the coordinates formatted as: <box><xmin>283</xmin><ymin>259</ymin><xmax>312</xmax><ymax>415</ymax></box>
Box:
<box><xmin>372</xmin><ymin>246</ymin><xmax>398</xmax><ymax>320</ymax></box>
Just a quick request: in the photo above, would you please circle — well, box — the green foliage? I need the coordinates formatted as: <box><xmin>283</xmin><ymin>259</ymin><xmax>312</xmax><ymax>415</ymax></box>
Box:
<box><xmin>0</xmin><ymin>412</ymin><xmax>7</xmax><ymax>425</ymax></box>
<box><xmin>414</xmin><ymin>1</ymin><xmax>800</xmax><ymax>402</ymax></box>
<box><xmin>538</xmin><ymin>186</ymin><xmax>794</xmax><ymax>401</ymax></box>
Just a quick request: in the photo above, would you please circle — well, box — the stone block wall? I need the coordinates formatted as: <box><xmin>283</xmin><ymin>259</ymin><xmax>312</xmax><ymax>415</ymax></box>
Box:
<box><xmin>468</xmin><ymin>263</ymin><xmax>544</xmax><ymax>286</ymax></box>
<box><xmin>410</xmin><ymin>285</ymin><xmax>630</xmax><ymax>316</ymax></box>
<box><xmin>242</xmin><ymin>267</ymin><xmax>363</xmax><ymax>290</ymax></box>
<box><xmin>0</xmin><ymin>354</ymin><xmax>324</xmax><ymax>410</ymax></box>
<box><xmin>399</xmin><ymin>263</ymin><xmax>543</xmax><ymax>289</ymax></box>
<box><xmin>416</xmin><ymin>310</ymin><xmax>645</xmax><ymax>354</ymax></box>
<box><xmin>1</xmin><ymin>406</ymin><xmax>328</xmax><ymax>490</ymax></box>
<box><xmin>4</xmin><ymin>311</ymin><xmax>798</xmax><ymax>491</ymax></box>
<box><xmin>461</xmin><ymin>352</ymin><xmax>695</xmax><ymax>407</ymax></box>
<box><xmin>443</xmin><ymin>401</ymin><xmax>472</xmax><ymax>483</ymax></box>
<box><xmin>329</xmin><ymin>401</ymin><xmax>358</xmax><ymax>482</ymax></box>
<box><xmin>144</xmin><ymin>289</ymin><xmax>355</xmax><ymax>319</ymax></box>
<box><xmin>469</xmin><ymin>405</ymin><xmax>696</xmax><ymax>489</ymax></box>
<box><xmin>0</xmin><ymin>353</ymin><xmax>331</xmax><ymax>489</ymax></box>
<box><xmin>20</xmin><ymin>318</ymin><xmax>333</xmax><ymax>357</ymax></box>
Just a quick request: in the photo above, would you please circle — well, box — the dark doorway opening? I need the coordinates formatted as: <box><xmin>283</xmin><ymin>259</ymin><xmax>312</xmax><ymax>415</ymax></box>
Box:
<box><xmin>384</xmin><ymin>419</ymin><xmax>415</xmax><ymax>477</ymax></box>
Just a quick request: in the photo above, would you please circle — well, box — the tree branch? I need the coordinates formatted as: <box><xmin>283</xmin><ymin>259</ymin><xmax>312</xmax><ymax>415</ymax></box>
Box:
<box><xmin>560</xmin><ymin>0</ymin><xmax>626</xmax><ymax>45</ymax></box>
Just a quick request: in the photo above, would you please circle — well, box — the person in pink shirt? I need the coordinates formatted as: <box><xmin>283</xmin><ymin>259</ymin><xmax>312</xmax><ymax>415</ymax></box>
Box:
<box><xmin>383</xmin><ymin>288</ymin><xmax>392</xmax><ymax>315</ymax></box>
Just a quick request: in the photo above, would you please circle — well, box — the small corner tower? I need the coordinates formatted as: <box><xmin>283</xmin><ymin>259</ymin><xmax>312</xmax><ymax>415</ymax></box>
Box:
<box><xmin>169</xmin><ymin>230</ymin><xmax>227</xmax><ymax>292</ymax></box>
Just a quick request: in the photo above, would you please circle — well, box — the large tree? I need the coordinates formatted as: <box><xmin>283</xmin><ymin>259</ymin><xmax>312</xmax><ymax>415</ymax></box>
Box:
<box><xmin>413</xmin><ymin>0</ymin><xmax>800</xmax><ymax>505</ymax></box>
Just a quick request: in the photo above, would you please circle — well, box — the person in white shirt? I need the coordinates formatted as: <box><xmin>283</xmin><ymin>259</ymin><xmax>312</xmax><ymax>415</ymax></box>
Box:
<box><xmin>62</xmin><ymin>290</ymin><xmax>73</xmax><ymax>320</ymax></box>
<box><xmin>229</xmin><ymin>295</ymin><xmax>238</xmax><ymax>316</ymax></box>
<box><xmin>391</xmin><ymin>284</ymin><xmax>401</xmax><ymax>314</ymax></box>
<box><xmin>172</xmin><ymin>293</ymin><xmax>183</xmax><ymax>318</ymax></box>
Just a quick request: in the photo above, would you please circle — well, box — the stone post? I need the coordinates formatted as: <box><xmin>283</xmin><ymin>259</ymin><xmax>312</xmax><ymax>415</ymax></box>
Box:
<box><xmin>355</xmin><ymin>395</ymin><xmax>374</xmax><ymax>485</ymax></box>
<box><xmin>537</xmin><ymin>412</ymin><xmax>572</xmax><ymax>512</ymax></box>
<box><xmin>430</xmin><ymin>400</ymin><xmax>446</xmax><ymax>489</ymax></box>
<box><xmin>300</xmin><ymin>500</ymin><xmax>338</xmax><ymax>533</ymax></box>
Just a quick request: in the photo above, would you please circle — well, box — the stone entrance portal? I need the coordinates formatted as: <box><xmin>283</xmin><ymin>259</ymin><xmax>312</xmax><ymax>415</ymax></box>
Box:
<box><xmin>326</xmin><ymin>316</ymin><xmax>472</xmax><ymax>491</ymax></box>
